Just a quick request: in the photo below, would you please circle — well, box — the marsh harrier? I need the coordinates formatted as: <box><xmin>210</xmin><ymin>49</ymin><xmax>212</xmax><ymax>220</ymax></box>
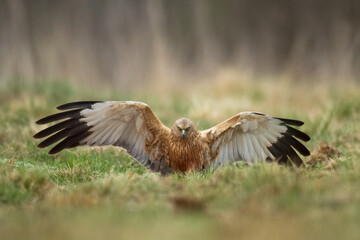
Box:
<box><xmin>34</xmin><ymin>101</ymin><xmax>310</xmax><ymax>174</ymax></box>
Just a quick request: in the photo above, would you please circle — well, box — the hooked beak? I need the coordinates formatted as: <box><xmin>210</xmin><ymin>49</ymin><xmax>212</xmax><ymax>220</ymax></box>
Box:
<box><xmin>181</xmin><ymin>129</ymin><xmax>186</xmax><ymax>138</ymax></box>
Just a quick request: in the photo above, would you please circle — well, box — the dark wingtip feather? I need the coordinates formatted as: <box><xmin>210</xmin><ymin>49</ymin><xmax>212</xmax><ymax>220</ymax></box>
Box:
<box><xmin>35</xmin><ymin>109</ymin><xmax>82</xmax><ymax>125</ymax></box>
<box><xmin>275</xmin><ymin>117</ymin><xmax>304</xmax><ymax>126</ymax></box>
<box><xmin>277</xmin><ymin>138</ymin><xmax>303</xmax><ymax>167</ymax></box>
<box><xmin>252</xmin><ymin>112</ymin><xmax>265</xmax><ymax>116</ymax></box>
<box><xmin>282</xmin><ymin>132</ymin><xmax>311</xmax><ymax>156</ymax></box>
<box><xmin>39</xmin><ymin>124</ymin><xmax>91</xmax><ymax>152</ymax></box>
<box><xmin>33</xmin><ymin>133</ymin><xmax>42</xmax><ymax>139</ymax></box>
<box><xmin>268</xmin><ymin>132</ymin><xmax>311</xmax><ymax>167</ymax></box>
<box><xmin>33</xmin><ymin>119</ymin><xmax>79</xmax><ymax>139</ymax></box>
<box><xmin>34</xmin><ymin>101</ymin><xmax>101</xmax><ymax>154</ymax></box>
<box><xmin>48</xmin><ymin>131</ymin><xmax>92</xmax><ymax>154</ymax></box>
<box><xmin>286</xmin><ymin>126</ymin><xmax>311</xmax><ymax>142</ymax></box>
<box><xmin>37</xmin><ymin>128</ymin><xmax>72</xmax><ymax>148</ymax></box>
<box><xmin>57</xmin><ymin>101</ymin><xmax>102</xmax><ymax>110</ymax></box>
<box><xmin>303</xmin><ymin>149</ymin><xmax>311</xmax><ymax>156</ymax></box>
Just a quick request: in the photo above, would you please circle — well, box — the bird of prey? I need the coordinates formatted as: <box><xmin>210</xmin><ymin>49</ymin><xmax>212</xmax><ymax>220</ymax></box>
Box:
<box><xmin>33</xmin><ymin>101</ymin><xmax>310</xmax><ymax>175</ymax></box>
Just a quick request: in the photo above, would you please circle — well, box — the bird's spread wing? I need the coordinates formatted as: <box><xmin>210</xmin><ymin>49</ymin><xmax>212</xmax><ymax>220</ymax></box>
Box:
<box><xmin>34</xmin><ymin>101</ymin><xmax>172</xmax><ymax>173</ymax></box>
<box><xmin>201</xmin><ymin>112</ymin><xmax>310</xmax><ymax>167</ymax></box>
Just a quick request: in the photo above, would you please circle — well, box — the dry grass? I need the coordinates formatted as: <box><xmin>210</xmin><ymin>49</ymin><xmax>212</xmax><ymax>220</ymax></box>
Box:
<box><xmin>0</xmin><ymin>76</ymin><xmax>360</xmax><ymax>240</ymax></box>
<box><xmin>307</xmin><ymin>144</ymin><xmax>341</xmax><ymax>169</ymax></box>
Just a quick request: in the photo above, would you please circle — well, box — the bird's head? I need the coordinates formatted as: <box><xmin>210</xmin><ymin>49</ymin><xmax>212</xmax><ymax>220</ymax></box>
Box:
<box><xmin>172</xmin><ymin>118</ymin><xmax>194</xmax><ymax>139</ymax></box>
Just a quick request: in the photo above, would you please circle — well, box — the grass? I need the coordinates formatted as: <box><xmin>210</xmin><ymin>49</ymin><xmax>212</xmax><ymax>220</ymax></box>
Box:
<box><xmin>0</xmin><ymin>75</ymin><xmax>360</xmax><ymax>240</ymax></box>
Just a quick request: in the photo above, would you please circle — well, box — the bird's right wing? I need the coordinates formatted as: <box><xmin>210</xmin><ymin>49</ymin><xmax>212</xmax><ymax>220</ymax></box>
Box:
<box><xmin>33</xmin><ymin>101</ymin><xmax>172</xmax><ymax>174</ymax></box>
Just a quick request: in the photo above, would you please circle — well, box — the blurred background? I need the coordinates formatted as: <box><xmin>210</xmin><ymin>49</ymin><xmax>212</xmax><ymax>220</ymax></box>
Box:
<box><xmin>1</xmin><ymin>2</ymin><xmax>360</xmax><ymax>239</ymax></box>
<box><xmin>0</xmin><ymin>0</ymin><xmax>360</xmax><ymax>87</ymax></box>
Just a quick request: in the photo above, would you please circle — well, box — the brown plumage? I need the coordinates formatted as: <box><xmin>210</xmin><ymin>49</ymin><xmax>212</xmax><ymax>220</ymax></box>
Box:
<box><xmin>33</xmin><ymin>101</ymin><xmax>311</xmax><ymax>175</ymax></box>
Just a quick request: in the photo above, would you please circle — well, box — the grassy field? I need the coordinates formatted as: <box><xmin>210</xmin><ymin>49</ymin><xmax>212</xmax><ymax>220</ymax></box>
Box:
<box><xmin>0</xmin><ymin>76</ymin><xmax>360</xmax><ymax>240</ymax></box>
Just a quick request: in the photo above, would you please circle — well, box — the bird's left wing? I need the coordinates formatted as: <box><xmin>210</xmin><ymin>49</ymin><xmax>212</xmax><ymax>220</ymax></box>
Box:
<box><xmin>201</xmin><ymin>112</ymin><xmax>310</xmax><ymax>168</ymax></box>
<box><xmin>33</xmin><ymin>101</ymin><xmax>172</xmax><ymax>174</ymax></box>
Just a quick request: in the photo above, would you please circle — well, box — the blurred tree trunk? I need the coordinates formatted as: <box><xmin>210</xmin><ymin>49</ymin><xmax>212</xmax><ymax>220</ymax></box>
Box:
<box><xmin>1</xmin><ymin>0</ymin><xmax>34</xmax><ymax>81</ymax></box>
<box><xmin>0</xmin><ymin>0</ymin><xmax>360</xmax><ymax>85</ymax></box>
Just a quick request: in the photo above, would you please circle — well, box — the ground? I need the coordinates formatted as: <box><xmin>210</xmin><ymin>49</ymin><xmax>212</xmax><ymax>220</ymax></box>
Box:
<box><xmin>0</xmin><ymin>75</ymin><xmax>360</xmax><ymax>240</ymax></box>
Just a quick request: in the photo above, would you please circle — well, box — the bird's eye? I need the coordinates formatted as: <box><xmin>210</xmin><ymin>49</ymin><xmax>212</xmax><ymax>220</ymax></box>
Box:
<box><xmin>186</xmin><ymin>127</ymin><xmax>190</xmax><ymax>131</ymax></box>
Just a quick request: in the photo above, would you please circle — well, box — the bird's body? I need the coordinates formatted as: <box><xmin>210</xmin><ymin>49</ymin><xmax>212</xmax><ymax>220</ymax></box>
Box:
<box><xmin>168</xmin><ymin>126</ymin><xmax>209</xmax><ymax>172</ymax></box>
<box><xmin>34</xmin><ymin>101</ymin><xmax>311</xmax><ymax>175</ymax></box>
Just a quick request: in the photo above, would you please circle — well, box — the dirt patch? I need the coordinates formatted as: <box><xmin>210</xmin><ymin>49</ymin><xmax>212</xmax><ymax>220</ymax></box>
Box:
<box><xmin>307</xmin><ymin>144</ymin><xmax>341</xmax><ymax>169</ymax></box>
<box><xmin>171</xmin><ymin>196</ymin><xmax>205</xmax><ymax>212</ymax></box>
